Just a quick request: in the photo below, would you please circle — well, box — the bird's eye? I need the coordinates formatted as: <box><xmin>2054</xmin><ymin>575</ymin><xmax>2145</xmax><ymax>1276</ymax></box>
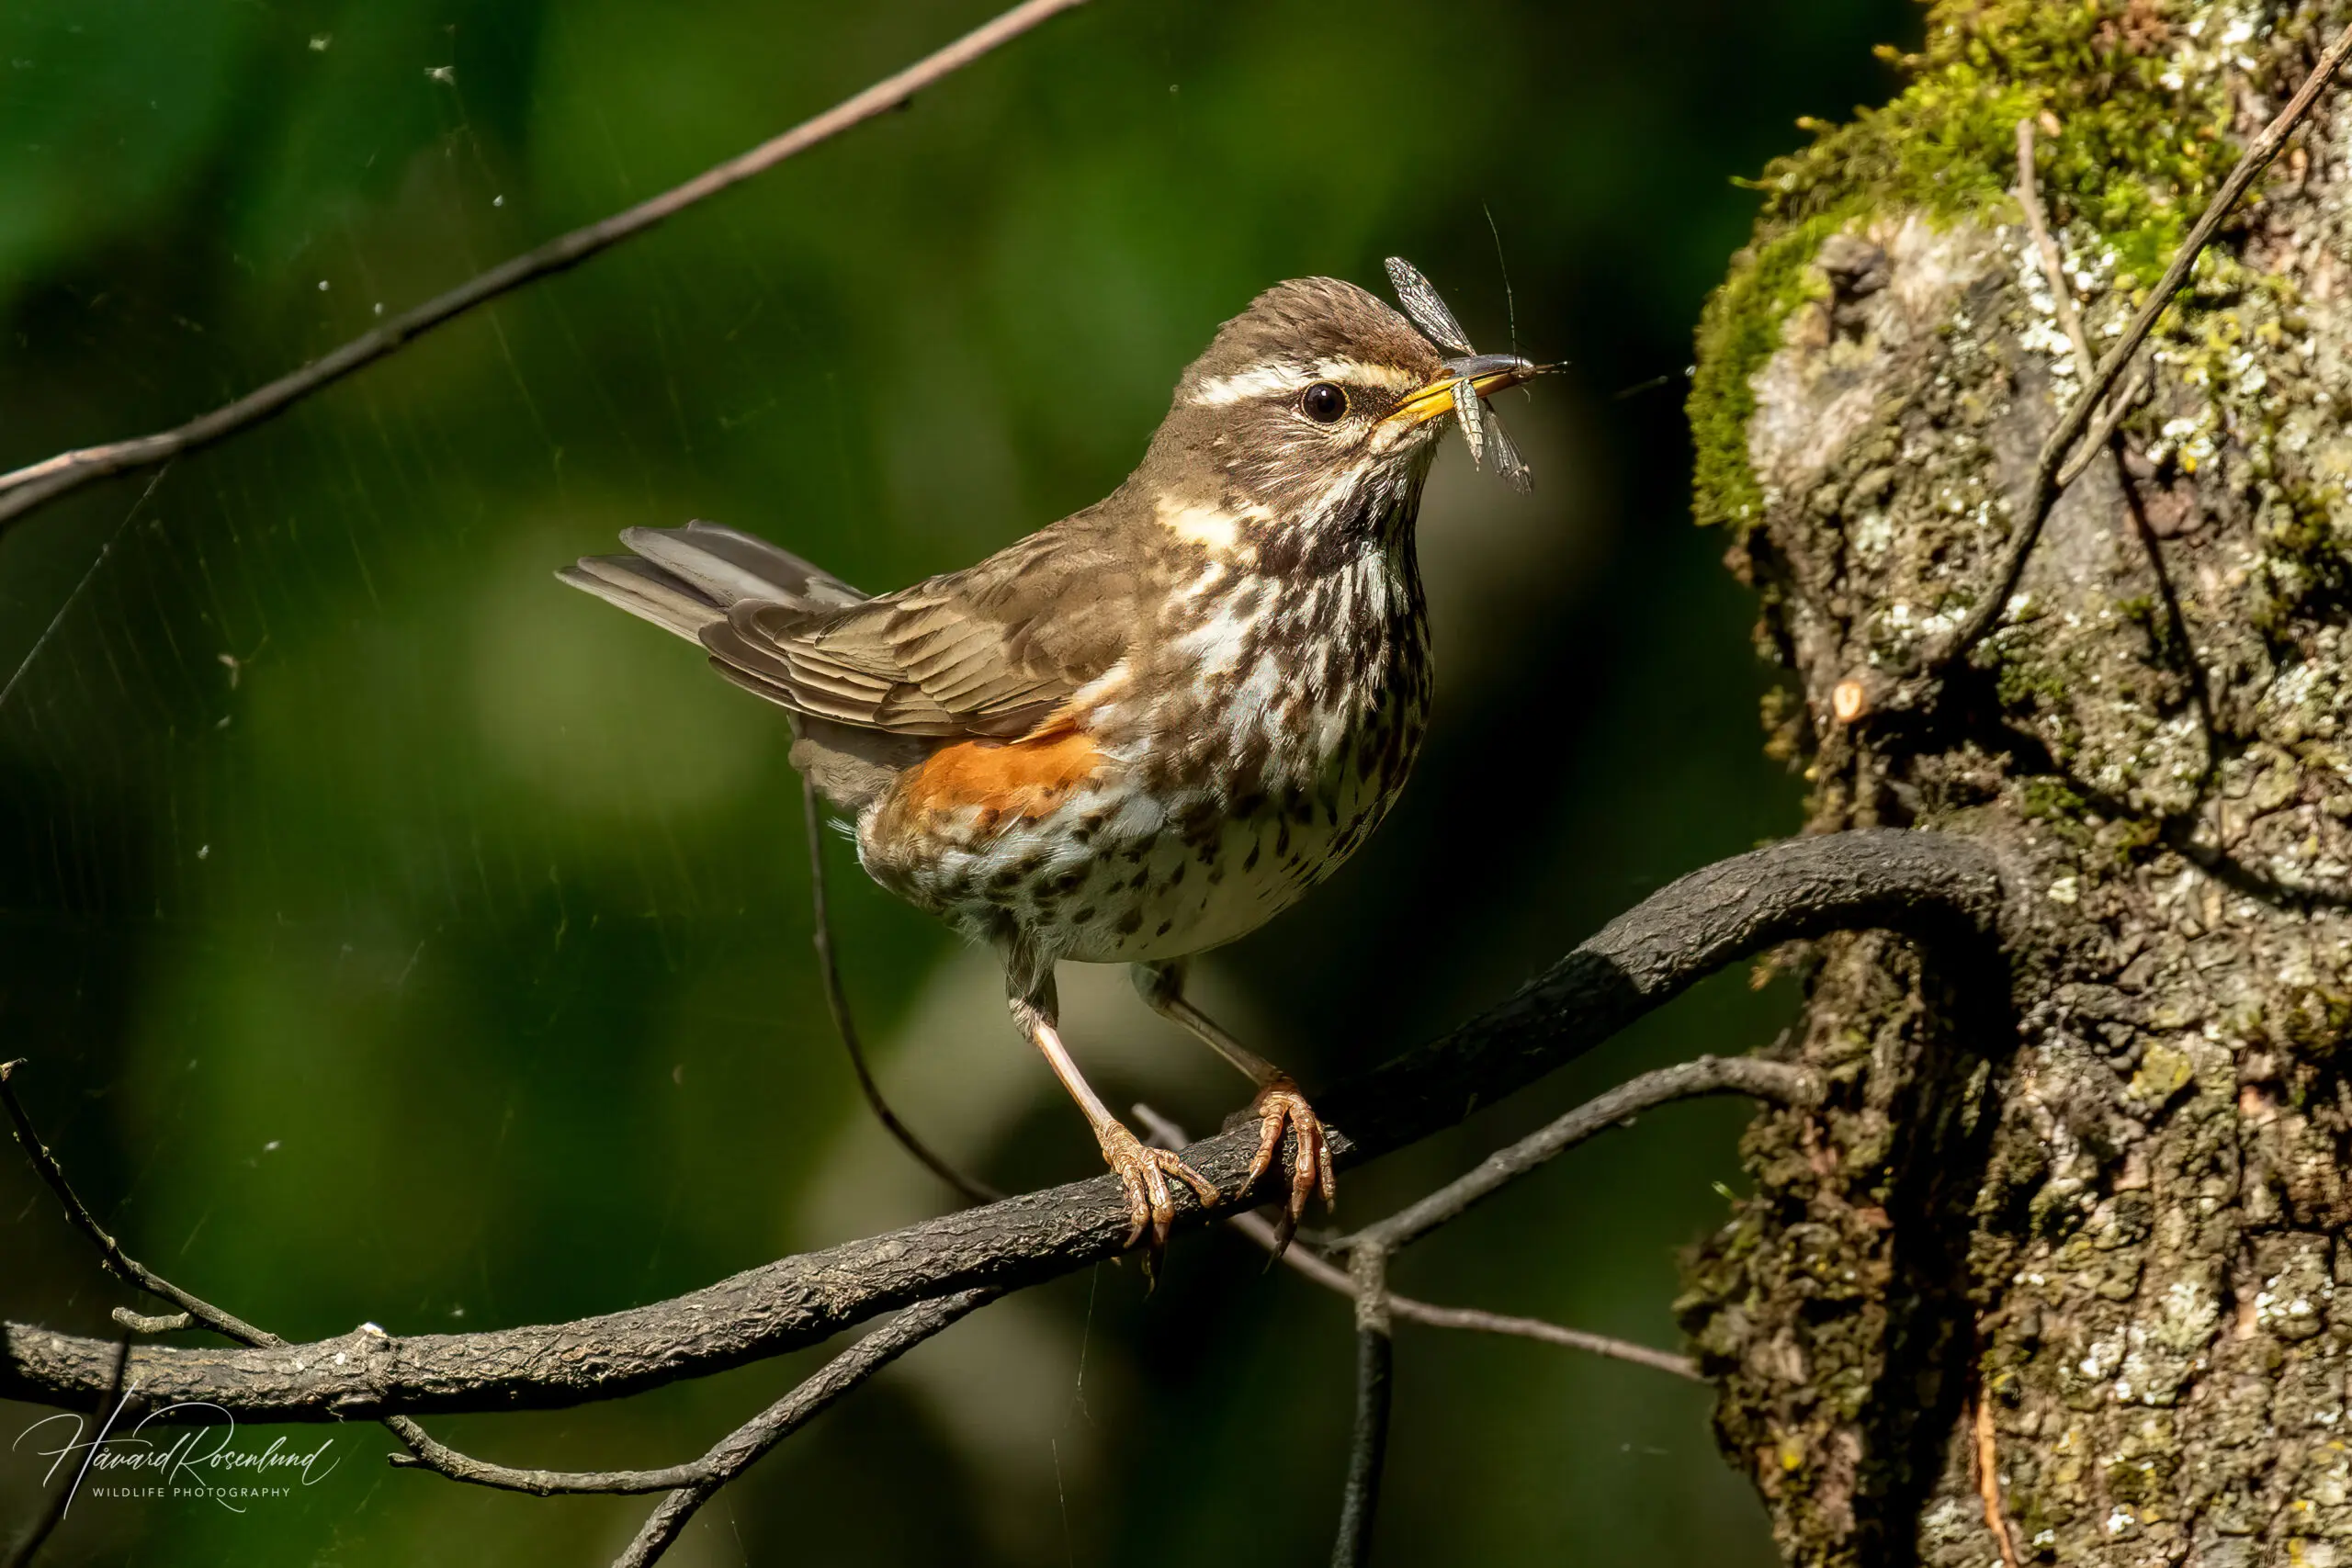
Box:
<box><xmin>1300</xmin><ymin>381</ymin><xmax>1349</xmax><ymax>423</ymax></box>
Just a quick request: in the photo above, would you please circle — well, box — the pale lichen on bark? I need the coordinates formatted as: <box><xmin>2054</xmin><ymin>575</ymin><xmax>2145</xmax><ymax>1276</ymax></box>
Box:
<box><xmin>1679</xmin><ymin>3</ymin><xmax>2352</xmax><ymax>1563</ymax></box>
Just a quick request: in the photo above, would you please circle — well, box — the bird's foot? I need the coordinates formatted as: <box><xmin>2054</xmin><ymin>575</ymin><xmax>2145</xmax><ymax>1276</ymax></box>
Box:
<box><xmin>1097</xmin><ymin>1117</ymin><xmax>1219</xmax><ymax>1256</ymax></box>
<box><xmin>1245</xmin><ymin>1076</ymin><xmax>1336</xmax><ymax>1258</ymax></box>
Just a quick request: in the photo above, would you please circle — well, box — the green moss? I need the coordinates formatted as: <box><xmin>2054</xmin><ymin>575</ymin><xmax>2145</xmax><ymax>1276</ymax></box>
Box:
<box><xmin>1995</xmin><ymin>649</ymin><xmax>2071</xmax><ymax>711</ymax></box>
<box><xmin>1690</xmin><ymin>212</ymin><xmax>1849</xmax><ymax>529</ymax></box>
<box><xmin>2019</xmin><ymin>775</ymin><xmax>2088</xmax><ymax>823</ymax></box>
<box><xmin>2255</xmin><ymin>480</ymin><xmax>2352</xmax><ymax>636</ymax></box>
<box><xmin>1762</xmin><ymin>3</ymin><xmax>2234</xmax><ymax>277</ymax></box>
<box><xmin>1690</xmin><ymin>0</ymin><xmax>2241</xmax><ymax>534</ymax></box>
<box><xmin>2018</xmin><ymin>771</ymin><xmax>2109</xmax><ymax>854</ymax></box>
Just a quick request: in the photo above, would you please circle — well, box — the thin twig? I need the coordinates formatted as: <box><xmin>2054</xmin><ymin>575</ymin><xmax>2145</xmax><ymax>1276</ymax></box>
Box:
<box><xmin>1329</xmin><ymin>1247</ymin><xmax>1393</xmax><ymax>1568</ymax></box>
<box><xmin>3</xmin><ymin>1058</ymin><xmax>577</xmax><ymax>1510</ymax></box>
<box><xmin>1316</xmin><ymin>1054</ymin><xmax>1821</xmax><ymax>1562</ymax></box>
<box><xmin>1130</xmin><ymin>1104</ymin><xmax>1700</xmax><ymax>1381</ymax></box>
<box><xmin>1934</xmin><ymin>22</ymin><xmax>2352</xmax><ymax>670</ymax></box>
<box><xmin>0</xmin><ymin>0</ymin><xmax>1092</xmax><ymax>536</ymax></box>
<box><xmin>610</xmin><ymin>1290</ymin><xmax>995</xmax><ymax>1568</ymax></box>
<box><xmin>2052</xmin><ymin>368</ymin><xmax>2154</xmax><ymax>489</ymax></box>
<box><xmin>2016</xmin><ymin>118</ymin><xmax>2159</xmax><ymax>489</ymax></box>
<box><xmin>2018</xmin><ymin>118</ymin><xmax>2221</xmax><ymax>753</ymax></box>
<box><xmin>5</xmin><ymin>1048</ymin><xmax>985</xmax><ymax>1553</ymax></box>
<box><xmin>385</xmin><ymin>1430</ymin><xmax>720</xmax><ymax>1495</ymax></box>
<box><xmin>1334</xmin><ymin>1056</ymin><xmax>1820</xmax><ymax>1258</ymax></box>
<box><xmin>388</xmin><ymin>1290</ymin><xmax>996</xmax><ymax>1506</ymax></box>
<box><xmin>1973</xmin><ymin>1392</ymin><xmax>2025</xmax><ymax>1568</ymax></box>
<box><xmin>0</xmin><ymin>1059</ymin><xmax>274</xmax><ymax>1344</ymax></box>
<box><xmin>801</xmin><ymin>775</ymin><xmax>1000</xmax><ymax>1205</ymax></box>
<box><xmin>2015</xmin><ymin>118</ymin><xmax>2098</xmax><ymax>378</ymax></box>
<box><xmin>5</xmin><ymin>1337</ymin><xmax>130</xmax><ymax>1568</ymax></box>
<box><xmin>1382</xmin><ymin>1297</ymin><xmax>1697</xmax><ymax>1377</ymax></box>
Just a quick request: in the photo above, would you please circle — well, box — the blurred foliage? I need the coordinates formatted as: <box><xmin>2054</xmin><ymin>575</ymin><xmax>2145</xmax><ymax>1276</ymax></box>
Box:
<box><xmin>0</xmin><ymin>1</ymin><xmax>1910</xmax><ymax>1562</ymax></box>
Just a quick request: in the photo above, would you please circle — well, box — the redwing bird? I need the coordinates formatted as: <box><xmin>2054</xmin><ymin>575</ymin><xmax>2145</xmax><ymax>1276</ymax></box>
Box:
<box><xmin>561</xmin><ymin>260</ymin><xmax>1542</xmax><ymax>1254</ymax></box>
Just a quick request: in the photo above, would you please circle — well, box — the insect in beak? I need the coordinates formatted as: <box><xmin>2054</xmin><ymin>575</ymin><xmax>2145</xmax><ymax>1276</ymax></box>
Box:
<box><xmin>1387</xmin><ymin>354</ymin><xmax>1544</xmax><ymax>426</ymax></box>
<box><xmin>1381</xmin><ymin>256</ymin><xmax>1554</xmax><ymax>491</ymax></box>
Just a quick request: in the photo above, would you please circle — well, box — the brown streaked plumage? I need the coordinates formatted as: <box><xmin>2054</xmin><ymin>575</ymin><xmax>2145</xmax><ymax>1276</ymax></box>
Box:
<box><xmin>561</xmin><ymin>263</ymin><xmax>1544</xmax><ymax>1256</ymax></box>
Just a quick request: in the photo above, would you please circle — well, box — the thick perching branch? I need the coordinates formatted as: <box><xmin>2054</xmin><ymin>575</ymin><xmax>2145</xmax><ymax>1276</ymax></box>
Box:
<box><xmin>5</xmin><ymin>1050</ymin><xmax>996</xmax><ymax>1568</ymax></box>
<box><xmin>1</xmin><ymin>830</ymin><xmax>2011</xmax><ymax>1567</ymax></box>
<box><xmin>3</xmin><ymin>829</ymin><xmax>2008</xmax><ymax>1565</ymax></box>
<box><xmin>2</xmin><ymin>829</ymin><xmax>2007</xmax><ymax>1427</ymax></box>
<box><xmin>2</xmin><ymin>1336</ymin><xmax>128</xmax><ymax>1568</ymax></box>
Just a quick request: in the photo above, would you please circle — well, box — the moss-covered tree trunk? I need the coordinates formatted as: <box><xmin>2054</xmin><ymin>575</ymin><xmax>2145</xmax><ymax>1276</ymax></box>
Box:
<box><xmin>1678</xmin><ymin>4</ymin><xmax>2352</xmax><ymax>1563</ymax></box>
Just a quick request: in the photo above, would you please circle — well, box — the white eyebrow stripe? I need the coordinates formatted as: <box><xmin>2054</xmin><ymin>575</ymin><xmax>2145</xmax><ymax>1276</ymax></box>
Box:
<box><xmin>1188</xmin><ymin>357</ymin><xmax>1423</xmax><ymax>407</ymax></box>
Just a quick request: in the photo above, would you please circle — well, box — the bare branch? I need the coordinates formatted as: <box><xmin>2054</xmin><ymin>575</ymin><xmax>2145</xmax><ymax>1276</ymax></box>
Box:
<box><xmin>1329</xmin><ymin>1247</ymin><xmax>1394</xmax><ymax>1568</ymax></box>
<box><xmin>386</xmin><ymin>1290</ymin><xmax>994</xmax><ymax>1504</ymax></box>
<box><xmin>802</xmin><ymin>774</ymin><xmax>1000</xmax><ymax>1205</ymax></box>
<box><xmin>1336</xmin><ymin>1055</ymin><xmax>1819</xmax><ymax>1257</ymax></box>
<box><xmin>2</xmin><ymin>829</ymin><xmax>2009</xmax><ymax>1422</ymax></box>
<box><xmin>1380</xmin><ymin>1298</ymin><xmax>1697</xmax><ymax>1379</ymax></box>
<box><xmin>4</xmin><ymin>1059</ymin><xmax>526</xmax><ymax>1517</ymax></box>
<box><xmin>1933</xmin><ymin>22</ymin><xmax>2352</xmax><ymax>670</ymax></box>
<box><xmin>1313</xmin><ymin>1055</ymin><xmax>1819</xmax><ymax>1562</ymax></box>
<box><xmin>1131</xmin><ymin>1103</ymin><xmax>1702</xmax><ymax>1382</ymax></box>
<box><xmin>2015</xmin><ymin>116</ymin><xmax>2160</xmax><ymax>491</ymax></box>
<box><xmin>1</xmin><ymin>1059</ymin><xmax>273</xmax><ymax>1345</ymax></box>
<box><xmin>6</xmin><ymin>1043</ymin><xmax>991</xmax><ymax>1565</ymax></box>
<box><xmin>2015</xmin><ymin>118</ymin><xmax>2098</xmax><ymax>379</ymax></box>
<box><xmin>608</xmin><ymin>1290</ymin><xmax>992</xmax><ymax>1568</ymax></box>
<box><xmin>2052</xmin><ymin>369</ymin><xmax>2154</xmax><ymax>489</ymax></box>
<box><xmin>0</xmin><ymin>0</ymin><xmax>1092</xmax><ymax>537</ymax></box>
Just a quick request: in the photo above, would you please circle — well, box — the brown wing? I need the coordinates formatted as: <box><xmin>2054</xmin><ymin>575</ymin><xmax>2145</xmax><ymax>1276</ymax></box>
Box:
<box><xmin>697</xmin><ymin>517</ymin><xmax>1136</xmax><ymax>740</ymax></box>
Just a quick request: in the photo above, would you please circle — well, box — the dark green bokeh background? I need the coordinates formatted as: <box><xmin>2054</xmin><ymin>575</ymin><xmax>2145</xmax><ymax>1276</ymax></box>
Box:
<box><xmin>0</xmin><ymin>2</ymin><xmax>1912</xmax><ymax>1562</ymax></box>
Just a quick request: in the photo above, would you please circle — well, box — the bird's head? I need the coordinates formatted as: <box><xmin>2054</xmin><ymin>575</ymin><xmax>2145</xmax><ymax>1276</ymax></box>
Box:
<box><xmin>1138</xmin><ymin>275</ymin><xmax>1539</xmax><ymax>565</ymax></box>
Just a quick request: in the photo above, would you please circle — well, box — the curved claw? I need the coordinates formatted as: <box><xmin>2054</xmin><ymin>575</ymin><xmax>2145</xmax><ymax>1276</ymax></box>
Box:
<box><xmin>1244</xmin><ymin>1077</ymin><xmax>1336</xmax><ymax>1258</ymax></box>
<box><xmin>1097</xmin><ymin>1118</ymin><xmax>1218</xmax><ymax>1257</ymax></box>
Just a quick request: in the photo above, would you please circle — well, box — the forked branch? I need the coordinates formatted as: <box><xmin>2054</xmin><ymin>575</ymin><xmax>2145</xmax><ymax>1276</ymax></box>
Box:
<box><xmin>2</xmin><ymin>829</ymin><xmax>2008</xmax><ymax>1425</ymax></box>
<box><xmin>1318</xmin><ymin>1054</ymin><xmax>1821</xmax><ymax>1563</ymax></box>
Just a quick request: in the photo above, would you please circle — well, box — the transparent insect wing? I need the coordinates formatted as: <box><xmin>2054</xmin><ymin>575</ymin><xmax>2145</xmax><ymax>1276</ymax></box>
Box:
<box><xmin>1488</xmin><ymin>411</ymin><xmax>1532</xmax><ymax>492</ymax></box>
<box><xmin>1385</xmin><ymin>256</ymin><xmax>1472</xmax><ymax>355</ymax></box>
<box><xmin>1451</xmin><ymin>377</ymin><xmax>1487</xmax><ymax>466</ymax></box>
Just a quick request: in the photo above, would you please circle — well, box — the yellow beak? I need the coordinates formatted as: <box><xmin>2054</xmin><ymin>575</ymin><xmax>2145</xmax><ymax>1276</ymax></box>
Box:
<box><xmin>1385</xmin><ymin>353</ymin><xmax>1544</xmax><ymax>427</ymax></box>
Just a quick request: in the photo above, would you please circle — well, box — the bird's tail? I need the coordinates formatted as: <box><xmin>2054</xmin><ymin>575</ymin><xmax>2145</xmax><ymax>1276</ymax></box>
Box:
<box><xmin>557</xmin><ymin>520</ymin><xmax>867</xmax><ymax>640</ymax></box>
<box><xmin>560</xmin><ymin>522</ymin><xmax>924</xmax><ymax>812</ymax></box>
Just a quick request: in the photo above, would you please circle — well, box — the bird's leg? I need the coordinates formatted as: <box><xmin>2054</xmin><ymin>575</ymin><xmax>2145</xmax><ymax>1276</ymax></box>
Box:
<box><xmin>1133</xmin><ymin>960</ymin><xmax>1335</xmax><ymax>1252</ymax></box>
<box><xmin>1006</xmin><ymin>957</ymin><xmax>1216</xmax><ymax>1258</ymax></box>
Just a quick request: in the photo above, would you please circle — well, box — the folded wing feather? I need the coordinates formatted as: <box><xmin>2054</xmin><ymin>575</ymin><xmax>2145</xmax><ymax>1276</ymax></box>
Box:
<box><xmin>560</xmin><ymin>517</ymin><xmax>1130</xmax><ymax>745</ymax></box>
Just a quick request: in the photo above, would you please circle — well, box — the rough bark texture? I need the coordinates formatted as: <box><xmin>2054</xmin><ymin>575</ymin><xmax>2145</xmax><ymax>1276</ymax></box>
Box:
<box><xmin>1679</xmin><ymin>4</ymin><xmax>2352</xmax><ymax>1564</ymax></box>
